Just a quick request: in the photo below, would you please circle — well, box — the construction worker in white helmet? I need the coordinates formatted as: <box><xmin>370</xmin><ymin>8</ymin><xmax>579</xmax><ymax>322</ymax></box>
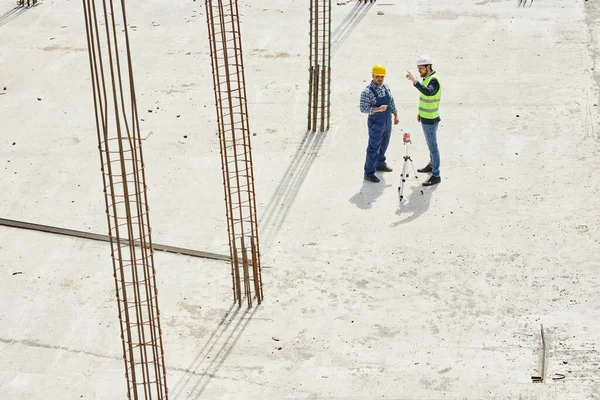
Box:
<box><xmin>406</xmin><ymin>55</ymin><xmax>442</xmax><ymax>186</ymax></box>
<box><xmin>359</xmin><ymin>64</ymin><xmax>400</xmax><ymax>183</ymax></box>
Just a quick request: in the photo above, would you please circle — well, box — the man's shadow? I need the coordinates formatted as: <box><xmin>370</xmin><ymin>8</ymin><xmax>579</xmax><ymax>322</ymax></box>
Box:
<box><xmin>349</xmin><ymin>175</ymin><xmax>391</xmax><ymax>209</ymax></box>
<box><xmin>391</xmin><ymin>182</ymin><xmax>439</xmax><ymax>226</ymax></box>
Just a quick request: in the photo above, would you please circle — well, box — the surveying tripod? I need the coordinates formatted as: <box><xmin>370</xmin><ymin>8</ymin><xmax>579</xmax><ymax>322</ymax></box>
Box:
<box><xmin>397</xmin><ymin>132</ymin><xmax>418</xmax><ymax>201</ymax></box>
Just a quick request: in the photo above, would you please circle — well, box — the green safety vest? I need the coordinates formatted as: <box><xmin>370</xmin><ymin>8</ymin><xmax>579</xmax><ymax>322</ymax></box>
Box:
<box><xmin>418</xmin><ymin>72</ymin><xmax>442</xmax><ymax>119</ymax></box>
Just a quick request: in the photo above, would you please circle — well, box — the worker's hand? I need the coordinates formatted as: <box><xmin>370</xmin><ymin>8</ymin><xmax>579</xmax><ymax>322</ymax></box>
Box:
<box><xmin>394</xmin><ymin>116</ymin><xmax>400</xmax><ymax>125</ymax></box>
<box><xmin>374</xmin><ymin>105</ymin><xmax>388</xmax><ymax>113</ymax></box>
<box><xmin>417</xmin><ymin>114</ymin><xmax>421</xmax><ymax>122</ymax></box>
<box><xmin>406</xmin><ymin>71</ymin><xmax>416</xmax><ymax>83</ymax></box>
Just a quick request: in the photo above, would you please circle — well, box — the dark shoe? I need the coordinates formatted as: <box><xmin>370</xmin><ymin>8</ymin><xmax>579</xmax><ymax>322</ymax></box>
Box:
<box><xmin>376</xmin><ymin>166</ymin><xmax>393</xmax><ymax>172</ymax></box>
<box><xmin>364</xmin><ymin>175</ymin><xmax>380</xmax><ymax>183</ymax></box>
<box><xmin>422</xmin><ymin>175</ymin><xmax>441</xmax><ymax>186</ymax></box>
<box><xmin>417</xmin><ymin>164</ymin><xmax>433</xmax><ymax>173</ymax></box>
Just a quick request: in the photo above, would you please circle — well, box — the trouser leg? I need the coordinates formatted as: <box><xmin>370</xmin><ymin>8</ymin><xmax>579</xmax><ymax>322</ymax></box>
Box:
<box><xmin>376</xmin><ymin>118</ymin><xmax>392</xmax><ymax>169</ymax></box>
<box><xmin>364</xmin><ymin>123</ymin><xmax>384</xmax><ymax>176</ymax></box>
<box><xmin>422</xmin><ymin>122</ymin><xmax>441</xmax><ymax>177</ymax></box>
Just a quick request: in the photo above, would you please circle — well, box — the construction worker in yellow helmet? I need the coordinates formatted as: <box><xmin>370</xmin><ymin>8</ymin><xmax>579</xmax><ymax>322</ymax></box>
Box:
<box><xmin>359</xmin><ymin>64</ymin><xmax>400</xmax><ymax>183</ymax></box>
<box><xmin>406</xmin><ymin>55</ymin><xmax>442</xmax><ymax>186</ymax></box>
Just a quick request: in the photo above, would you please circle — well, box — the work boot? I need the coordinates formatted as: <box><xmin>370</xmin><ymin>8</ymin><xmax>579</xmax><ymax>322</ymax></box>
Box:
<box><xmin>364</xmin><ymin>175</ymin><xmax>380</xmax><ymax>183</ymax></box>
<box><xmin>376</xmin><ymin>166</ymin><xmax>393</xmax><ymax>172</ymax></box>
<box><xmin>422</xmin><ymin>176</ymin><xmax>441</xmax><ymax>186</ymax></box>
<box><xmin>417</xmin><ymin>164</ymin><xmax>432</xmax><ymax>173</ymax></box>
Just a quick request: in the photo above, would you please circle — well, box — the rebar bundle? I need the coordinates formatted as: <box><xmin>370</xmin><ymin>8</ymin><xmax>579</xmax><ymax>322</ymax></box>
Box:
<box><xmin>82</xmin><ymin>0</ymin><xmax>168</xmax><ymax>398</ymax></box>
<box><xmin>308</xmin><ymin>0</ymin><xmax>332</xmax><ymax>132</ymax></box>
<box><xmin>205</xmin><ymin>0</ymin><xmax>263</xmax><ymax>308</ymax></box>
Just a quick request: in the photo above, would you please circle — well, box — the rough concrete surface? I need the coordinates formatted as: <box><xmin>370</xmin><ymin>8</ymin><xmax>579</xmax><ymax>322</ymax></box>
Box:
<box><xmin>1</xmin><ymin>0</ymin><xmax>600</xmax><ymax>399</ymax></box>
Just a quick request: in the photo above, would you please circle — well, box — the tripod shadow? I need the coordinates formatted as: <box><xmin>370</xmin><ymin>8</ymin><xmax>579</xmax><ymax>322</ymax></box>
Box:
<box><xmin>349</xmin><ymin>175</ymin><xmax>391</xmax><ymax>209</ymax></box>
<box><xmin>0</xmin><ymin>5</ymin><xmax>30</xmax><ymax>28</ymax></box>
<box><xmin>331</xmin><ymin>2</ymin><xmax>374</xmax><ymax>56</ymax></box>
<box><xmin>391</xmin><ymin>182</ymin><xmax>439</xmax><ymax>226</ymax></box>
<box><xmin>170</xmin><ymin>304</ymin><xmax>258</xmax><ymax>399</ymax></box>
<box><xmin>260</xmin><ymin>129</ymin><xmax>327</xmax><ymax>249</ymax></box>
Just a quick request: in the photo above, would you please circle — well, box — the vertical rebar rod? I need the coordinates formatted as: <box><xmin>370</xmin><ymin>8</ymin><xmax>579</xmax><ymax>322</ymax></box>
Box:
<box><xmin>326</xmin><ymin>0</ymin><xmax>332</xmax><ymax>130</ymax></box>
<box><xmin>307</xmin><ymin>1</ymin><xmax>314</xmax><ymax>131</ymax></box>
<box><xmin>206</xmin><ymin>5</ymin><xmax>237</xmax><ymax>300</ymax></box>
<box><xmin>81</xmin><ymin>0</ymin><xmax>168</xmax><ymax>398</ymax></box>
<box><xmin>314</xmin><ymin>0</ymin><xmax>319</xmax><ymax>133</ymax></box>
<box><xmin>205</xmin><ymin>0</ymin><xmax>263</xmax><ymax>308</ymax></box>
<box><xmin>320</xmin><ymin>0</ymin><xmax>326</xmax><ymax>131</ymax></box>
<box><xmin>313</xmin><ymin>65</ymin><xmax>319</xmax><ymax>132</ymax></box>
<box><xmin>206</xmin><ymin>3</ymin><xmax>239</xmax><ymax>302</ymax></box>
<box><xmin>308</xmin><ymin>0</ymin><xmax>331</xmax><ymax>132</ymax></box>
<box><xmin>233</xmin><ymin>0</ymin><xmax>263</xmax><ymax>301</ymax></box>
<box><xmin>307</xmin><ymin>66</ymin><xmax>314</xmax><ymax>131</ymax></box>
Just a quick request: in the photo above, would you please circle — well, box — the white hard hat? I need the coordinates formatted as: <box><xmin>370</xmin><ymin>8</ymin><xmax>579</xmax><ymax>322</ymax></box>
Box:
<box><xmin>417</xmin><ymin>55</ymin><xmax>433</xmax><ymax>65</ymax></box>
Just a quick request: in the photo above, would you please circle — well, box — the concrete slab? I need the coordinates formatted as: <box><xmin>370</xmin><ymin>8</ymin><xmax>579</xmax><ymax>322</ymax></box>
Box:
<box><xmin>1</xmin><ymin>0</ymin><xmax>599</xmax><ymax>399</ymax></box>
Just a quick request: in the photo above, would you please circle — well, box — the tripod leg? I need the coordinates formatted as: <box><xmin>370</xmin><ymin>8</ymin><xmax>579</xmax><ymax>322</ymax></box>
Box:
<box><xmin>398</xmin><ymin>158</ymin><xmax>409</xmax><ymax>201</ymax></box>
<box><xmin>408</xmin><ymin>159</ymin><xmax>418</xmax><ymax>179</ymax></box>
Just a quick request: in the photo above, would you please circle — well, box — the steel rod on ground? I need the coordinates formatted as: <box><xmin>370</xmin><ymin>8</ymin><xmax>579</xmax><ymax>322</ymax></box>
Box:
<box><xmin>81</xmin><ymin>0</ymin><xmax>168</xmax><ymax>397</ymax></box>
<box><xmin>205</xmin><ymin>0</ymin><xmax>263</xmax><ymax>308</ymax></box>
<box><xmin>531</xmin><ymin>324</ymin><xmax>546</xmax><ymax>383</ymax></box>
<box><xmin>0</xmin><ymin>218</ymin><xmax>230</xmax><ymax>262</ymax></box>
<box><xmin>308</xmin><ymin>0</ymin><xmax>331</xmax><ymax>132</ymax></box>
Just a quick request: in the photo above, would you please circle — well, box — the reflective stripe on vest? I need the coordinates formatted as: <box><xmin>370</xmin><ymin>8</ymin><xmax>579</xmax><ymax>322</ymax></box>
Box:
<box><xmin>418</xmin><ymin>73</ymin><xmax>442</xmax><ymax>120</ymax></box>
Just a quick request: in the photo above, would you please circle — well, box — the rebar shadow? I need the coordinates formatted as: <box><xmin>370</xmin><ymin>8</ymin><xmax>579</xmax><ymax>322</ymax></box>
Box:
<box><xmin>170</xmin><ymin>306</ymin><xmax>257</xmax><ymax>399</ymax></box>
<box><xmin>0</xmin><ymin>6</ymin><xmax>28</xmax><ymax>28</ymax></box>
<box><xmin>331</xmin><ymin>2</ymin><xmax>373</xmax><ymax>56</ymax></box>
<box><xmin>260</xmin><ymin>129</ymin><xmax>327</xmax><ymax>249</ymax></box>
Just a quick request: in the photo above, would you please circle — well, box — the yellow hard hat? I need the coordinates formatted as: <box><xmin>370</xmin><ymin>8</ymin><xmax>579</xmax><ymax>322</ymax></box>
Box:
<box><xmin>371</xmin><ymin>64</ymin><xmax>386</xmax><ymax>76</ymax></box>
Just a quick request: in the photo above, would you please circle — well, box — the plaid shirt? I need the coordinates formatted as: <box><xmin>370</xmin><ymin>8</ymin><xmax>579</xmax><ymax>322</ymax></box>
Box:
<box><xmin>359</xmin><ymin>82</ymin><xmax>398</xmax><ymax>116</ymax></box>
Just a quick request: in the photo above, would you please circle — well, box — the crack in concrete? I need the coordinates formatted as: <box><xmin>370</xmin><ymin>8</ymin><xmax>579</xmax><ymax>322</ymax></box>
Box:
<box><xmin>585</xmin><ymin>1</ymin><xmax>600</xmax><ymax>92</ymax></box>
<box><xmin>584</xmin><ymin>0</ymin><xmax>600</xmax><ymax>139</ymax></box>
<box><xmin>0</xmin><ymin>337</ymin><xmax>119</xmax><ymax>362</ymax></box>
<box><xmin>0</xmin><ymin>337</ymin><xmax>261</xmax><ymax>383</ymax></box>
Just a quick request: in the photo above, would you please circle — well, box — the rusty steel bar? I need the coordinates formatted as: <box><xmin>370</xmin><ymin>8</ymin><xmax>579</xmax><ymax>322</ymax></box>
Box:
<box><xmin>308</xmin><ymin>0</ymin><xmax>331</xmax><ymax>132</ymax></box>
<box><xmin>307</xmin><ymin>1</ymin><xmax>314</xmax><ymax>131</ymax></box>
<box><xmin>206</xmin><ymin>2</ymin><xmax>237</xmax><ymax>298</ymax></box>
<box><xmin>205</xmin><ymin>0</ymin><xmax>263</xmax><ymax>308</ymax></box>
<box><xmin>326</xmin><ymin>0</ymin><xmax>332</xmax><ymax>130</ymax></box>
<box><xmin>312</xmin><ymin>65</ymin><xmax>319</xmax><ymax>132</ymax></box>
<box><xmin>309</xmin><ymin>1</ymin><xmax>316</xmax><ymax>132</ymax></box>
<box><xmin>81</xmin><ymin>0</ymin><xmax>168</xmax><ymax>398</ymax></box>
<box><xmin>233</xmin><ymin>0</ymin><xmax>263</xmax><ymax>304</ymax></box>
<box><xmin>531</xmin><ymin>324</ymin><xmax>546</xmax><ymax>383</ymax></box>
<box><xmin>17</xmin><ymin>0</ymin><xmax>37</xmax><ymax>6</ymax></box>
<box><xmin>307</xmin><ymin>66</ymin><xmax>314</xmax><ymax>131</ymax></box>
<box><xmin>0</xmin><ymin>217</ymin><xmax>230</xmax><ymax>262</ymax></box>
<box><xmin>320</xmin><ymin>0</ymin><xmax>326</xmax><ymax>132</ymax></box>
<box><xmin>313</xmin><ymin>0</ymin><xmax>319</xmax><ymax>133</ymax></box>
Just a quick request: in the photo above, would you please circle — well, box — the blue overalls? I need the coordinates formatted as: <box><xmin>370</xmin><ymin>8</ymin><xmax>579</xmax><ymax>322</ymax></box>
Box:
<box><xmin>364</xmin><ymin>84</ymin><xmax>392</xmax><ymax>177</ymax></box>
